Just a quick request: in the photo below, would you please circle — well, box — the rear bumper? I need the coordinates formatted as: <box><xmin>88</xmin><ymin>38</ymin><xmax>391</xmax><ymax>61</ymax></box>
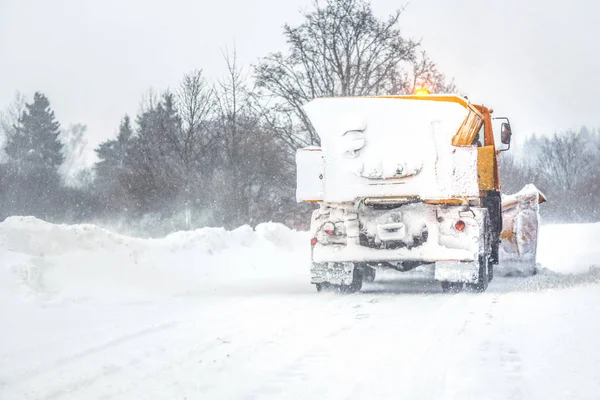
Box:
<box><xmin>312</xmin><ymin>241</ymin><xmax>476</xmax><ymax>264</ymax></box>
<box><xmin>312</xmin><ymin>242</ymin><xmax>480</xmax><ymax>284</ymax></box>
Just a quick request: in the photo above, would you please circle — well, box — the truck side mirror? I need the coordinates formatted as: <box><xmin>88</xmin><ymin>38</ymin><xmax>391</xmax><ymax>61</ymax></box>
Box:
<box><xmin>493</xmin><ymin>117</ymin><xmax>512</xmax><ymax>151</ymax></box>
<box><xmin>501</xmin><ymin>123</ymin><xmax>512</xmax><ymax>144</ymax></box>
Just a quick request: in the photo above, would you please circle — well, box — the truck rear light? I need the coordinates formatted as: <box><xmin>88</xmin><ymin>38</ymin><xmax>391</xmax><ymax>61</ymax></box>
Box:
<box><xmin>311</xmin><ymin>237</ymin><xmax>318</xmax><ymax>246</ymax></box>
<box><xmin>454</xmin><ymin>220</ymin><xmax>466</xmax><ymax>232</ymax></box>
<box><xmin>322</xmin><ymin>222</ymin><xmax>335</xmax><ymax>235</ymax></box>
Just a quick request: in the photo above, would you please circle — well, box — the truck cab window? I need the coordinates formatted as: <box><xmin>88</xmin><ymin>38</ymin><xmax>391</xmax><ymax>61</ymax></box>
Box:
<box><xmin>472</xmin><ymin>124</ymin><xmax>485</xmax><ymax>147</ymax></box>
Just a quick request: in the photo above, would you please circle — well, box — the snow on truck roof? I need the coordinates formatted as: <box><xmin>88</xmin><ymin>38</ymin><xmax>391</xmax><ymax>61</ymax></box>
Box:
<box><xmin>303</xmin><ymin>95</ymin><xmax>472</xmax><ymax>143</ymax></box>
<box><xmin>305</xmin><ymin>93</ymin><xmax>471</xmax><ymax>108</ymax></box>
<box><xmin>366</xmin><ymin>94</ymin><xmax>470</xmax><ymax>108</ymax></box>
<box><xmin>303</xmin><ymin>94</ymin><xmax>485</xmax><ymax>149</ymax></box>
<box><xmin>299</xmin><ymin>95</ymin><xmax>482</xmax><ymax>202</ymax></box>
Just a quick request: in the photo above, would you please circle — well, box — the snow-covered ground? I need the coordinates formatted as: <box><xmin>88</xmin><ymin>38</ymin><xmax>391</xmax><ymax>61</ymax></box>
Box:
<box><xmin>1</xmin><ymin>217</ymin><xmax>599</xmax><ymax>399</ymax></box>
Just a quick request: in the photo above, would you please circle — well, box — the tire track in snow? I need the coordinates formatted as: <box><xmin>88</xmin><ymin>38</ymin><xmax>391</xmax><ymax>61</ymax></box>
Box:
<box><xmin>6</xmin><ymin>319</ymin><xmax>181</xmax><ymax>386</ymax></box>
<box><xmin>241</xmin><ymin>299</ymin><xmax>377</xmax><ymax>399</ymax></box>
<box><xmin>152</xmin><ymin>293</ymin><xmax>371</xmax><ymax>399</ymax></box>
<box><xmin>242</xmin><ymin>291</ymin><xmax>461</xmax><ymax>400</ymax></box>
<box><xmin>6</xmin><ymin>274</ymin><xmax>598</xmax><ymax>400</ymax></box>
<box><xmin>1</xmin><ymin>299</ymin><xmax>261</xmax><ymax>400</ymax></box>
<box><xmin>440</xmin><ymin>280</ymin><xmax>536</xmax><ymax>400</ymax></box>
<box><xmin>404</xmin><ymin>291</ymin><xmax>483</xmax><ymax>400</ymax></box>
<box><xmin>49</xmin><ymin>294</ymin><xmax>348</xmax><ymax>400</ymax></box>
<box><xmin>0</xmin><ymin>301</ymin><xmax>160</xmax><ymax>363</ymax></box>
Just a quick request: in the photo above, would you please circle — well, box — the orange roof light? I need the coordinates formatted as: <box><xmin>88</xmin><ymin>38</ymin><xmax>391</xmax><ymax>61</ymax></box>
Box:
<box><xmin>414</xmin><ymin>88</ymin><xmax>430</xmax><ymax>96</ymax></box>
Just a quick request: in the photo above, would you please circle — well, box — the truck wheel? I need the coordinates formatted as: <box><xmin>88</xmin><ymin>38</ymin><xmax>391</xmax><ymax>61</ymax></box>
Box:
<box><xmin>441</xmin><ymin>281</ymin><xmax>464</xmax><ymax>293</ymax></box>
<box><xmin>467</xmin><ymin>212</ymin><xmax>491</xmax><ymax>292</ymax></box>
<box><xmin>467</xmin><ymin>253</ymin><xmax>489</xmax><ymax>292</ymax></box>
<box><xmin>362</xmin><ymin>266</ymin><xmax>376</xmax><ymax>283</ymax></box>
<box><xmin>340</xmin><ymin>281</ymin><xmax>362</xmax><ymax>293</ymax></box>
<box><xmin>316</xmin><ymin>281</ymin><xmax>362</xmax><ymax>293</ymax></box>
<box><xmin>315</xmin><ymin>283</ymin><xmax>330</xmax><ymax>292</ymax></box>
<box><xmin>490</xmin><ymin>241</ymin><xmax>500</xmax><ymax>265</ymax></box>
<box><xmin>340</xmin><ymin>268</ymin><xmax>363</xmax><ymax>293</ymax></box>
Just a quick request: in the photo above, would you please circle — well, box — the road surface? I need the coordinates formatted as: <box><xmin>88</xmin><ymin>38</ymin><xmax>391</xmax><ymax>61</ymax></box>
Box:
<box><xmin>2</xmin><ymin>272</ymin><xmax>600</xmax><ymax>400</ymax></box>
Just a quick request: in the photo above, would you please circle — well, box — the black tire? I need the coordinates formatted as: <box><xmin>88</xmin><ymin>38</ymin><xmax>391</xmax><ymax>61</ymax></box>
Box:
<box><xmin>490</xmin><ymin>240</ymin><xmax>500</xmax><ymax>265</ymax></box>
<box><xmin>482</xmin><ymin>190</ymin><xmax>502</xmax><ymax>265</ymax></box>
<box><xmin>441</xmin><ymin>281</ymin><xmax>464</xmax><ymax>293</ymax></box>
<box><xmin>466</xmin><ymin>209</ymin><xmax>491</xmax><ymax>292</ymax></box>
<box><xmin>467</xmin><ymin>252</ymin><xmax>489</xmax><ymax>292</ymax></box>
<box><xmin>441</xmin><ymin>281</ymin><xmax>450</xmax><ymax>292</ymax></box>
<box><xmin>362</xmin><ymin>266</ymin><xmax>376</xmax><ymax>283</ymax></box>
<box><xmin>340</xmin><ymin>268</ymin><xmax>363</xmax><ymax>293</ymax></box>
<box><xmin>315</xmin><ymin>283</ymin><xmax>329</xmax><ymax>292</ymax></box>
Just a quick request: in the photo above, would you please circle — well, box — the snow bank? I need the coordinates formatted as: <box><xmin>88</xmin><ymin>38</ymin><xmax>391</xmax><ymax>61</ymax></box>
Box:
<box><xmin>0</xmin><ymin>217</ymin><xmax>309</xmax><ymax>304</ymax></box>
<box><xmin>537</xmin><ymin>222</ymin><xmax>600</xmax><ymax>274</ymax></box>
<box><xmin>1</xmin><ymin>217</ymin><xmax>598</xmax><ymax>305</ymax></box>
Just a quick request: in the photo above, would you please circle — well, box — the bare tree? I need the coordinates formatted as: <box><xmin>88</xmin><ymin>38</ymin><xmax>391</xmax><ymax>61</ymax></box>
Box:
<box><xmin>215</xmin><ymin>49</ymin><xmax>257</xmax><ymax>226</ymax></box>
<box><xmin>594</xmin><ymin>128</ymin><xmax>600</xmax><ymax>166</ymax></box>
<box><xmin>409</xmin><ymin>51</ymin><xmax>457</xmax><ymax>94</ymax></box>
<box><xmin>498</xmin><ymin>152</ymin><xmax>536</xmax><ymax>195</ymax></box>
<box><xmin>254</xmin><ymin>0</ymin><xmax>455</xmax><ymax>149</ymax></box>
<box><xmin>535</xmin><ymin>131</ymin><xmax>591</xmax><ymax>192</ymax></box>
<box><xmin>59</xmin><ymin>123</ymin><xmax>89</xmax><ymax>187</ymax></box>
<box><xmin>212</xmin><ymin>49</ymin><xmax>294</xmax><ymax>227</ymax></box>
<box><xmin>138</xmin><ymin>88</ymin><xmax>160</xmax><ymax>115</ymax></box>
<box><xmin>0</xmin><ymin>92</ymin><xmax>26</xmax><ymax>162</ymax></box>
<box><xmin>534</xmin><ymin>130</ymin><xmax>594</xmax><ymax>221</ymax></box>
<box><xmin>175</xmin><ymin>70</ymin><xmax>216</xmax><ymax>228</ymax></box>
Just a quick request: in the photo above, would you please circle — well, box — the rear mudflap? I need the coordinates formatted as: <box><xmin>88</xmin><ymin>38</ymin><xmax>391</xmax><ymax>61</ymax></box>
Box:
<box><xmin>434</xmin><ymin>261</ymin><xmax>479</xmax><ymax>283</ymax></box>
<box><xmin>311</xmin><ymin>262</ymin><xmax>355</xmax><ymax>286</ymax></box>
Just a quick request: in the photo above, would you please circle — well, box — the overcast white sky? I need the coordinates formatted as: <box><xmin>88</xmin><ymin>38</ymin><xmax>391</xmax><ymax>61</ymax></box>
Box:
<box><xmin>1</xmin><ymin>0</ymin><xmax>599</xmax><ymax>160</ymax></box>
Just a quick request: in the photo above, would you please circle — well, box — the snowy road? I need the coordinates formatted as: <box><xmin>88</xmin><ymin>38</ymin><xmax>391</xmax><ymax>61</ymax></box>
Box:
<box><xmin>1</xmin><ymin>218</ymin><xmax>600</xmax><ymax>399</ymax></box>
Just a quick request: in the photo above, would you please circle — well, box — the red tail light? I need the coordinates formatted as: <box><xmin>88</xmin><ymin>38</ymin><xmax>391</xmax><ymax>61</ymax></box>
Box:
<box><xmin>454</xmin><ymin>220</ymin><xmax>466</xmax><ymax>232</ymax></box>
<box><xmin>322</xmin><ymin>222</ymin><xmax>335</xmax><ymax>235</ymax></box>
<box><xmin>311</xmin><ymin>237</ymin><xmax>318</xmax><ymax>246</ymax></box>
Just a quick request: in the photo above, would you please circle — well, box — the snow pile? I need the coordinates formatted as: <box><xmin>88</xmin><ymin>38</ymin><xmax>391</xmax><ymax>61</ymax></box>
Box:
<box><xmin>0</xmin><ymin>217</ymin><xmax>310</xmax><ymax>304</ymax></box>
<box><xmin>537</xmin><ymin>222</ymin><xmax>600</xmax><ymax>274</ymax></box>
<box><xmin>1</xmin><ymin>218</ymin><xmax>599</xmax><ymax>400</ymax></box>
<box><xmin>1</xmin><ymin>217</ymin><xmax>599</xmax><ymax>306</ymax></box>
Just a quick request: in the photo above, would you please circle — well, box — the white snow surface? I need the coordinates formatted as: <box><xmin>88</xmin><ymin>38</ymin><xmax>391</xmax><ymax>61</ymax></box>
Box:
<box><xmin>1</xmin><ymin>217</ymin><xmax>600</xmax><ymax>400</ymax></box>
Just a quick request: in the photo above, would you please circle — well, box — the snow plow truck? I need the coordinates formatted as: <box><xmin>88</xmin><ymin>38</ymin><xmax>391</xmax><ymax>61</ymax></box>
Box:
<box><xmin>296</xmin><ymin>94</ymin><xmax>545</xmax><ymax>293</ymax></box>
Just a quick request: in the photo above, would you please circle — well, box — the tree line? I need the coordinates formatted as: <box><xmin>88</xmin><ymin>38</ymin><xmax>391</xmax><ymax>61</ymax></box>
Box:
<box><xmin>499</xmin><ymin>128</ymin><xmax>600</xmax><ymax>223</ymax></box>
<box><xmin>0</xmin><ymin>0</ymin><xmax>455</xmax><ymax>235</ymax></box>
<box><xmin>0</xmin><ymin>0</ymin><xmax>597</xmax><ymax>235</ymax></box>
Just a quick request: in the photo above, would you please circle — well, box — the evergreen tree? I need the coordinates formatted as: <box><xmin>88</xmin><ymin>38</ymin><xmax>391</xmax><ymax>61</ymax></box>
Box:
<box><xmin>96</xmin><ymin>115</ymin><xmax>133</xmax><ymax>174</ymax></box>
<box><xmin>6</xmin><ymin>92</ymin><xmax>64</xmax><ymax>175</ymax></box>
<box><xmin>109</xmin><ymin>93</ymin><xmax>184</xmax><ymax>231</ymax></box>
<box><xmin>94</xmin><ymin>115</ymin><xmax>135</xmax><ymax>215</ymax></box>
<box><xmin>2</xmin><ymin>92</ymin><xmax>64</xmax><ymax>219</ymax></box>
